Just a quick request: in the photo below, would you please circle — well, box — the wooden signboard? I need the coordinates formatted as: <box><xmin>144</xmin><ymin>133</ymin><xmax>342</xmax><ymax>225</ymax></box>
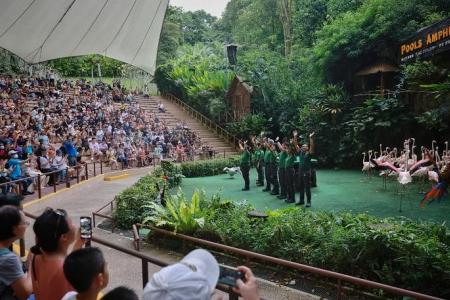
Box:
<box><xmin>400</xmin><ymin>18</ymin><xmax>450</xmax><ymax>63</ymax></box>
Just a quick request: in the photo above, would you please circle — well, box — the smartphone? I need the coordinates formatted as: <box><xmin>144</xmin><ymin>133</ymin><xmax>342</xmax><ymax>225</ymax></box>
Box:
<box><xmin>80</xmin><ymin>216</ymin><xmax>92</xmax><ymax>239</ymax></box>
<box><xmin>218</xmin><ymin>266</ymin><xmax>245</xmax><ymax>287</ymax></box>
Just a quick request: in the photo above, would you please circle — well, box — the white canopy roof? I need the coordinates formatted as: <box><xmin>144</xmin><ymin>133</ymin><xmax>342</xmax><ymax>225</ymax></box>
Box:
<box><xmin>0</xmin><ymin>0</ymin><xmax>169</xmax><ymax>74</ymax></box>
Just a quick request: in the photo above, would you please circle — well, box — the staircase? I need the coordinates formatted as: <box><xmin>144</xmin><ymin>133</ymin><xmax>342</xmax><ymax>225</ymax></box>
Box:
<box><xmin>135</xmin><ymin>95</ymin><xmax>238</xmax><ymax>156</ymax></box>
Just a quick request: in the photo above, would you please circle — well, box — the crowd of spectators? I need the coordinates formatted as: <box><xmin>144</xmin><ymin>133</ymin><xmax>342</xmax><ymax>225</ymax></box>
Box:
<box><xmin>0</xmin><ymin>74</ymin><xmax>209</xmax><ymax>196</ymax></box>
<box><xmin>0</xmin><ymin>205</ymin><xmax>261</xmax><ymax>300</ymax></box>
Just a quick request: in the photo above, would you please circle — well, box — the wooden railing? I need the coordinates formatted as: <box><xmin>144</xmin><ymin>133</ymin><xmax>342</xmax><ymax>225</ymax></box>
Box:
<box><xmin>162</xmin><ymin>93</ymin><xmax>238</xmax><ymax>150</ymax></box>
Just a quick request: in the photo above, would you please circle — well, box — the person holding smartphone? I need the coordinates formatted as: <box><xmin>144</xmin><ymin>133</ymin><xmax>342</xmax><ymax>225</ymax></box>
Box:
<box><xmin>143</xmin><ymin>249</ymin><xmax>261</xmax><ymax>300</ymax></box>
<box><xmin>30</xmin><ymin>208</ymin><xmax>87</xmax><ymax>300</ymax></box>
<box><xmin>233</xmin><ymin>266</ymin><xmax>261</xmax><ymax>300</ymax></box>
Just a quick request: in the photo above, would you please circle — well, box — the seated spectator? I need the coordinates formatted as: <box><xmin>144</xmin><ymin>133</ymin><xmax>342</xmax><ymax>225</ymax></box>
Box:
<box><xmin>101</xmin><ymin>286</ymin><xmax>138</xmax><ymax>300</ymax></box>
<box><xmin>143</xmin><ymin>249</ymin><xmax>260</xmax><ymax>300</ymax></box>
<box><xmin>0</xmin><ymin>205</ymin><xmax>32</xmax><ymax>300</ymax></box>
<box><xmin>52</xmin><ymin>149</ymin><xmax>68</xmax><ymax>182</ymax></box>
<box><xmin>30</xmin><ymin>208</ymin><xmax>86</xmax><ymax>300</ymax></box>
<box><xmin>62</xmin><ymin>247</ymin><xmax>109</xmax><ymax>300</ymax></box>
<box><xmin>37</xmin><ymin>149</ymin><xmax>57</xmax><ymax>185</ymax></box>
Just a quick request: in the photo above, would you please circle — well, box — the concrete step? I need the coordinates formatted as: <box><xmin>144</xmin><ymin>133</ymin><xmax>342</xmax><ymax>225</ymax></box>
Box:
<box><xmin>135</xmin><ymin>95</ymin><xmax>237</xmax><ymax>155</ymax></box>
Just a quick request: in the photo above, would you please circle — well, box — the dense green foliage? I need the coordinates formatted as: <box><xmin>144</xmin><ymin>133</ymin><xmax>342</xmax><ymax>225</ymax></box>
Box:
<box><xmin>155</xmin><ymin>0</ymin><xmax>450</xmax><ymax>167</ymax></box>
<box><xmin>145</xmin><ymin>192</ymin><xmax>450</xmax><ymax>297</ymax></box>
<box><xmin>113</xmin><ymin>175</ymin><xmax>162</xmax><ymax>228</ymax></box>
<box><xmin>114</xmin><ymin>157</ymin><xmax>241</xmax><ymax>228</ymax></box>
<box><xmin>47</xmin><ymin>55</ymin><xmax>124</xmax><ymax>77</ymax></box>
<box><xmin>180</xmin><ymin>156</ymin><xmax>240</xmax><ymax>177</ymax></box>
<box><xmin>113</xmin><ymin>161</ymin><xmax>183</xmax><ymax>228</ymax></box>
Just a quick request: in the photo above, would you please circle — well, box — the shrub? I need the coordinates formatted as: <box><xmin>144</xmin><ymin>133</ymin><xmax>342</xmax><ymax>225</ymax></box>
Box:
<box><xmin>113</xmin><ymin>173</ymin><xmax>163</xmax><ymax>228</ymax></box>
<box><xmin>145</xmin><ymin>193</ymin><xmax>450</xmax><ymax>297</ymax></box>
<box><xmin>180</xmin><ymin>156</ymin><xmax>240</xmax><ymax>177</ymax></box>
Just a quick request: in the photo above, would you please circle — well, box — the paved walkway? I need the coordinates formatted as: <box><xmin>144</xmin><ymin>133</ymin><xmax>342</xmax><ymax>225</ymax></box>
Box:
<box><xmin>21</xmin><ymin>166</ymin><xmax>317</xmax><ymax>299</ymax></box>
<box><xmin>22</xmin><ymin>167</ymin><xmax>158</xmax><ymax>296</ymax></box>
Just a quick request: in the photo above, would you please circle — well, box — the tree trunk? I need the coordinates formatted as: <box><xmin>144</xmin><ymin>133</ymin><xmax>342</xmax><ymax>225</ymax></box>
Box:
<box><xmin>278</xmin><ymin>0</ymin><xmax>293</xmax><ymax>58</ymax></box>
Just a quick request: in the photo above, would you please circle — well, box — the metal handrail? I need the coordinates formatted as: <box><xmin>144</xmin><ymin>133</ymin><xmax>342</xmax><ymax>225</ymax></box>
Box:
<box><xmin>0</xmin><ymin>161</ymin><xmax>101</xmax><ymax>199</ymax></box>
<box><xmin>138</xmin><ymin>225</ymin><xmax>443</xmax><ymax>300</ymax></box>
<box><xmin>162</xmin><ymin>93</ymin><xmax>238</xmax><ymax>150</ymax></box>
<box><xmin>21</xmin><ymin>212</ymin><xmax>243</xmax><ymax>300</ymax></box>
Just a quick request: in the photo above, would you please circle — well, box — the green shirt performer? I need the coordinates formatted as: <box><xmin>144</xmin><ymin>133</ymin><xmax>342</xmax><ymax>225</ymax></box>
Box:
<box><xmin>294</xmin><ymin>131</ymin><xmax>315</xmax><ymax>207</ymax></box>
<box><xmin>239</xmin><ymin>139</ymin><xmax>252</xmax><ymax>191</ymax></box>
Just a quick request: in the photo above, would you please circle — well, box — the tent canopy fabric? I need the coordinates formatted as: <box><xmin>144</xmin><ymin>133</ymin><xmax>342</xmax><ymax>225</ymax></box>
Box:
<box><xmin>0</xmin><ymin>0</ymin><xmax>169</xmax><ymax>74</ymax></box>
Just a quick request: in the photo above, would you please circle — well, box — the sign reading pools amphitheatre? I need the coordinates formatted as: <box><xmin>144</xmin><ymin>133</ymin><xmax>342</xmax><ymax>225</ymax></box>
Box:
<box><xmin>400</xmin><ymin>18</ymin><xmax>450</xmax><ymax>63</ymax></box>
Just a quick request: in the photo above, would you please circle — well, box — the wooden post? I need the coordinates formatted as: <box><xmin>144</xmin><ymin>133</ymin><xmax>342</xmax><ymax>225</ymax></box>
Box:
<box><xmin>52</xmin><ymin>173</ymin><xmax>56</xmax><ymax>193</ymax></box>
<box><xmin>37</xmin><ymin>174</ymin><xmax>42</xmax><ymax>198</ymax></box>
<box><xmin>66</xmin><ymin>167</ymin><xmax>70</xmax><ymax>188</ymax></box>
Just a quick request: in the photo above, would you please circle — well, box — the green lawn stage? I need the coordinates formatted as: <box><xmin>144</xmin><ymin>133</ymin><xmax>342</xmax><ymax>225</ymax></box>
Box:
<box><xmin>173</xmin><ymin>168</ymin><xmax>450</xmax><ymax>225</ymax></box>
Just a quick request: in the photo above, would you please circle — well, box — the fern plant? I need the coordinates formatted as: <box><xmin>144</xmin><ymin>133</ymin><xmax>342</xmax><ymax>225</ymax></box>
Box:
<box><xmin>143</xmin><ymin>189</ymin><xmax>206</xmax><ymax>234</ymax></box>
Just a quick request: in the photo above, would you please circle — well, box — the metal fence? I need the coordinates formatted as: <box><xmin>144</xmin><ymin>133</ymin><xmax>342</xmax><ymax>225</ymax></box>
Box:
<box><xmin>21</xmin><ymin>212</ymin><xmax>247</xmax><ymax>300</ymax></box>
<box><xmin>134</xmin><ymin>224</ymin><xmax>443</xmax><ymax>300</ymax></box>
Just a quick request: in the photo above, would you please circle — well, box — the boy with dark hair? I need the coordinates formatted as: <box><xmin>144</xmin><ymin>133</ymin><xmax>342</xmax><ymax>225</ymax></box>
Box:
<box><xmin>62</xmin><ymin>247</ymin><xmax>109</xmax><ymax>300</ymax></box>
<box><xmin>101</xmin><ymin>286</ymin><xmax>138</xmax><ymax>300</ymax></box>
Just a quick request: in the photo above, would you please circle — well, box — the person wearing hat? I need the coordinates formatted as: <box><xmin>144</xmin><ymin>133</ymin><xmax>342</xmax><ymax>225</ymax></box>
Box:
<box><xmin>7</xmin><ymin>150</ymin><xmax>33</xmax><ymax>195</ymax></box>
<box><xmin>143</xmin><ymin>249</ymin><xmax>260</xmax><ymax>300</ymax></box>
<box><xmin>268</xmin><ymin>140</ymin><xmax>279</xmax><ymax>196</ymax></box>
<box><xmin>239</xmin><ymin>140</ymin><xmax>252</xmax><ymax>191</ymax></box>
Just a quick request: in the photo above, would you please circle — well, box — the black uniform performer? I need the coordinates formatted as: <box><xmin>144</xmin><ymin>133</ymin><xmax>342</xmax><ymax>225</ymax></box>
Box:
<box><xmin>252</xmin><ymin>138</ymin><xmax>265</xmax><ymax>186</ymax></box>
<box><xmin>276</xmin><ymin>139</ymin><xmax>288</xmax><ymax>199</ymax></box>
<box><xmin>262</xmin><ymin>139</ymin><xmax>272</xmax><ymax>192</ymax></box>
<box><xmin>284</xmin><ymin>143</ymin><xmax>297</xmax><ymax>203</ymax></box>
<box><xmin>294</xmin><ymin>131</ymin><xmax>315</xmax><ymax>207</ymax></box>
<box><xmin>267</xmin><ymin>140</ymin><xmax>280</xmax><ymax>195</ymax></box>
<box><xmin>239</xmin><ymin>140</ymin><xmax>251</xmax><ymax>191</ymax></box>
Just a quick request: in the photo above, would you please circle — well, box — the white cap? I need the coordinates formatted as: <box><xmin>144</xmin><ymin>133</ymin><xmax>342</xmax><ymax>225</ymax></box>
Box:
<box><xmin>143</xmin><ymin>249</ymin><xmax>219</xmax><ymax>300</ymax></box>
<box><xmin>8</xmin><ymin>150</ymin><xmax>17</xmax><ymax>155</ymax></box>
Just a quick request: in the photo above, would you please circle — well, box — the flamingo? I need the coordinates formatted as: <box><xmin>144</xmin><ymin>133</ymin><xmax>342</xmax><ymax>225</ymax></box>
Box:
<box><xmin>362</xmin><ymin>151</ymin><xmax>374</xmax><ymax>175</ymax></box>
<box><xmin>371</xmin><ymin>154</ymin><xmax>432</xmax><ymax>185</ymax></box>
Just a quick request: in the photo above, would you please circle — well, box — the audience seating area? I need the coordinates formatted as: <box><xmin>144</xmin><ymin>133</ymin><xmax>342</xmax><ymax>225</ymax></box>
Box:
<box><xmin>0</xmin><ymin>74</ymin><xmax>219</xmax><ymax>198</ymax></box>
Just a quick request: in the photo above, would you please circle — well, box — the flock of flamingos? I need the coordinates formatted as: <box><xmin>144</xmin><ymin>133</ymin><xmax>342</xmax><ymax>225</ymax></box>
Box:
<box><xmin>362</xmin><ymin>139</ymin><xmax>450</xmax><ymax>208</ymax></box>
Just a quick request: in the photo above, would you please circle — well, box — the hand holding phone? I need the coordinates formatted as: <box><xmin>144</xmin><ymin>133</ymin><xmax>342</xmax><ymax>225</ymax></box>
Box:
<box><xmin>218</xmin><ymin>266</ymin><xmax>245</xmax><ymax>288</ymax></box>
<box><xmin>232</xmin><ymin>266</ymin><xmax>260</xmax><ymax>300</ymax></box>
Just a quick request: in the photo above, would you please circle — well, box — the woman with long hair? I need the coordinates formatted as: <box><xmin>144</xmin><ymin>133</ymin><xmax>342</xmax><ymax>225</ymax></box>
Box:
<box><xmin>30</xmin><ymin>208</ymin><xmax>85</xmax><ymax>300</ymax></box>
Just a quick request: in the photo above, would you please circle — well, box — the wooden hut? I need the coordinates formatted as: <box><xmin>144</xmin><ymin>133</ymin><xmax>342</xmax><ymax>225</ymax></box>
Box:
<box><xmin>226</xmin><ymin>76</ymin><xmax>253</xmax><ymax>122</ymax></box>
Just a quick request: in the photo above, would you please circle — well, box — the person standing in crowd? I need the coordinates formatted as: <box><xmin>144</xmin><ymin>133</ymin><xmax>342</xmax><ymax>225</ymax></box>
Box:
<box><xmin>239</xmin><ymin>139</ymin><xmax>252</xmax><ymax>191</ymax></box>
<box><xmin>294</xmin><ymin>131</ymin><xmax>315</xmax><ymax>207</ymax></box>
<box><xmin>276</xmin><ymin>138</ymin><xmax>288</xmax><ymax>200</ymax></box>
<box><xmin>30</xmin><ymin>208</ymin><xmax>86</xmax><ymax>300</ymax></box>
<box><xmin>252</xmin><ymin>138</ymin><xmax>264</xmax><ymax>187</ymax></box>
<box><xmin>62</xmin><ymin>247</ymin><xmax>109</xmax><ymax>300</ymax></box>
<box><xmin>284</xmin><ymin>143</ymin><xmax>297</xmax><ymax>203</ymax></box>
<box><xmin>143</xmin><ymin>249</ymin><xmax>260</xmax><ymax>300</ymax></box>
<box><xmin>262</xmin><ymin>139</ymin><xmax>272</xmax><ymax>193</ymax></box>
<box><xmin>269</xmin><ymin>140</ymin><xmax>279</xmax><ymax>196</ymax></box>
<box><xmin>7</xmin><ymin>150</ymin><xmax>33</xmax><ymax>195</ymax></box>
<box><xmin>0</xmin><ymin>205</ymin><xmax>33</xmax><ymax>300</ymax></box>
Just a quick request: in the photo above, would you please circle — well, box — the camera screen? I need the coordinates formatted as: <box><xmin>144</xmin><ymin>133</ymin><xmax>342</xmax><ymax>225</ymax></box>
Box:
<box><xmin>80</xmin><ymin>217</ymin><xmax>92</xmax><ymax>238</ymax></box>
